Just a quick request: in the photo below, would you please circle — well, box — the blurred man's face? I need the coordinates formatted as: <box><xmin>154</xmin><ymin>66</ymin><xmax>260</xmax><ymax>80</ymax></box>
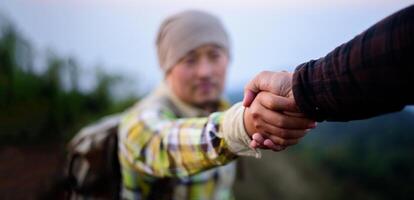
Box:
<box><xmin>167</xmin><ymin>44</ymin><xmax>228</xmax><ymax>108</ymax></box>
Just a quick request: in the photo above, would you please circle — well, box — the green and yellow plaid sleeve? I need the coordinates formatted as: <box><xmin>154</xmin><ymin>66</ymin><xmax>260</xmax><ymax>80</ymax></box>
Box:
<box><xmin>118</xmin><ymin>106</ymin><xmax>237</xmax><ymax>178</ymax></box>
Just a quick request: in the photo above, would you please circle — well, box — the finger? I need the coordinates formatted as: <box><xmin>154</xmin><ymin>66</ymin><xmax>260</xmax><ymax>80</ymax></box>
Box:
<box><xmin>257</xmin><ymin>92</ymin><xmax>300</xmax><ymax>113</ymax></box>
<box><xmin>252</xmin><ymin>133</ymin><xmax>286</xmax><ymax>151</ymax></box>
<box><xmin>243</xmin><ymin>77</ymin><xmax>261</xmax><ymax>107</ymax></box>
<box><xmin>255</xmin><ymin>121</ymin><xmax>309</xmax><ymax>139</ymax></box>
<box><xmin>249</xmin><ymin>140</ymin><xmax>259</xmax><ymax>149</ymax></box>
<box><xmin>252</xmin><ymin>134</ymin><xmax>268</xmax><ymax>148</ymax></box>
<box><xmin>252</xmin><ymin>133</ymin><xmax>265</xmax><ymax>143</ymax></box>
<box><xmin>283</xmin><ymin>111</ymin><xmax>306</xmax><ymax>117</ymax></box>
<box><xmin>243</xmin><ymin>90</ymin><xmax>257</xmax><ymax>107</ymax></box>
<box><xmin>243</xmin><ymin>71</ymin><xmax>273</xmax><ymax>107</ymax></box>
<box><xmin>265</xmin><ymin>135</ymin><xmax>300</xmax><ymax>146</ymax></box>
<box><xmin>252</xmin><ymin>133</ymin><xmax>275</xmax><ymax>150</ymax></box>
<box><xmin>255</xmin><ymin>102</ymin><xmax>316</xmax><ymax>129</ymax></box>
<box><xmin>263</xmin><ymin>139</ymin><xmax>285</xmax><ymax>151</ymax></box>
<box><xmin>250</xmin><ymin>140</ymin><xmax>269</xmax><ymax>150</ymax></box>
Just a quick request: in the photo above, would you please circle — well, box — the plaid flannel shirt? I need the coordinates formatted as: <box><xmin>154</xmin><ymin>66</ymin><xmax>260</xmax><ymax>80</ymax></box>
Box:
<box><xmin>118</xmin><ymin>84</ymin><xmax>239</xmax><ymax>200</ymax></box>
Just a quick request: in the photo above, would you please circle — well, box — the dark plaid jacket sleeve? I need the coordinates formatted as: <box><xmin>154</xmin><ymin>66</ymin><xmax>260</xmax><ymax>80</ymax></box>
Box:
<box><xmin>292</xmin><ymin>4</ymin><xmax>414</xmax><ymax>122</ymax></box>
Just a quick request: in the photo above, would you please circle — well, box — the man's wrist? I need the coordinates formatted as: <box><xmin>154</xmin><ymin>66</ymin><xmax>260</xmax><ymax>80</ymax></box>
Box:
<box><xmin>219</xmin><ymin>102</ymin><xmax>261</xmax><ymax>158</ymax></box>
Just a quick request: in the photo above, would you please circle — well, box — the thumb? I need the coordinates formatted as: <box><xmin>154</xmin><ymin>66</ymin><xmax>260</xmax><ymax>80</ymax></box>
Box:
<box><xmin>242</xmin><ymin>71</ymin><xmax>272</xmax><ymax>107</ymax></box>
<box><xmin>242</xmin><ymin>74</ymin><xmax>262</xmax><ymax>107</ymax></box>
<box><xmin>242</xmin><ymin>90</ymin><xmax>257</xmax><ymax>107</ymax></box>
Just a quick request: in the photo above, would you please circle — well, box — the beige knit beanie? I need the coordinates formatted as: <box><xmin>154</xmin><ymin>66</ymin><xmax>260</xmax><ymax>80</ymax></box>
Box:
<box><xmin>156</xmin><ymin>10</ymin><xmax>230</xmax><ymax>74</ymax></box>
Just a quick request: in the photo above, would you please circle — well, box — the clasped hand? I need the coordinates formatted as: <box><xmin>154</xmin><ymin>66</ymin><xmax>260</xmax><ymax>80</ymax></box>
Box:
<box><xmin>242</xmin><ymin>71</ymin><xmax>316</xmax><ymax>151</ymax></box>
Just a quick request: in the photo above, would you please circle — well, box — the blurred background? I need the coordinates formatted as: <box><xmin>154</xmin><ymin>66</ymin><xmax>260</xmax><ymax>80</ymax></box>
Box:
<box><xmin>1</xmin><ymin>0</ymin><xmax>414</xmax><ymax>199</ymax></box>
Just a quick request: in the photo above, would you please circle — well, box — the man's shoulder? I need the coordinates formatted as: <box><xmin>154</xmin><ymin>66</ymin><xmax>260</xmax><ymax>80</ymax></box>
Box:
<box><xmin>121</xmin><ymin>91</ymin><xmax>176</xmax><ymax>123</ymax></box>
<box><xmin>118</xmin><ymin>91</ymin><xmax>177</xmax><ymax>139</ymax></box>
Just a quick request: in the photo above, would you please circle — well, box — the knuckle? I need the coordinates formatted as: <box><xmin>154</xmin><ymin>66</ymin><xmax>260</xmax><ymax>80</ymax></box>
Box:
<box><xmin>276</xmin><ymin>118</ymin><xmax>286</xmax><ymax>127</ymax></box>
<box><xmin>254</xmin><ymin>123</ymin><xmax>262</xmax><ymax>130</ymax></box>
<box><xmin>244</xmin><ymin>84</ymin><xmax>251</xmax><ymax>92</ymax></box>
<box><xmin>271</xmin><ymin>96</ymin><xmax>280</xmax><ymax>106</ymax></box>
<box><xmin>256</xmin><ymin>92</ymin><xmax>265</xmax><ymax>101</ymax></box>
<box><xmin>278</xmin><ymin>139</ymin><xmax>287</xmax><ymax>146</ymax></box>
<box><xmin>251</xmin><ymin>111</ymin><xmax>260</xmax><ymax>119</ymax></box>
<box><xmin>266</xmin><ymin>97</ymin><xmax>278</xmax><ymax>110</ymax></box>
<box><xmin>288</xmin><ymin>140</ymin><xmax>298</xmax><ymax>146</ymax></box>
<box><xmin>278</xmin><ymin>129</ymin><xmax>287</xmax><ymax>138</ymax></box>
<box><xmin>298</xmin><ymin>130</ymin><xmax>307</xmax><ymax>137</ymax></box>
<box><xmin>251</xmin><ymin>106</ymin><xmax>262</xmax><ymax>119</ymax></box>
<box><xmin>259</xmin><ymin>71</ymin><xmax>269</xmax><ymax>77</ymax></box>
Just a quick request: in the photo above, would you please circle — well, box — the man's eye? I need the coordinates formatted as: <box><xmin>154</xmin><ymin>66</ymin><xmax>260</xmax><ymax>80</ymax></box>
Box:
<box><xmin>185</xmin><ymin>58</ymin><xmax>196</xmax><ymax>65</ymax></box>
<box><xmin>209</xmin><ymin>52</ymin><xmax>221</xmax><ymax>60</ymax></box>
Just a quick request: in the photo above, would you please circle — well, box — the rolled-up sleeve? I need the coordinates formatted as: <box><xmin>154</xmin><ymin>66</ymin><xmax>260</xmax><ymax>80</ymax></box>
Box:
<box><xmin>118</xmin><ymin>103</ymin><xmax>258</xmax><ymax>179</ymax></box>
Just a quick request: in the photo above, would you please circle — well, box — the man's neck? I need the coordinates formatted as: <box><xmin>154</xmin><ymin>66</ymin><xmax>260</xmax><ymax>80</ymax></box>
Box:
<box><xmin>195</xmin><ymin>101</ymin><xmax>220</xmax><ymax>114</ymax></box>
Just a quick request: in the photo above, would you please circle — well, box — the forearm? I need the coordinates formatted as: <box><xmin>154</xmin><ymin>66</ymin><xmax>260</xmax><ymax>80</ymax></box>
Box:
<box><xmin>119</xmin><ymin>103</ymin><xmax>257</xmax><ymax>178</ymax></box>
<box><xmin>293</xmin><ymin>5</ymin><xmax>414</xmax><ymax>121</ymax></box>
<box><xmin>119</xmin><ymin>114</ymin><xmax>235</xmax><ymax>178</ymax></box>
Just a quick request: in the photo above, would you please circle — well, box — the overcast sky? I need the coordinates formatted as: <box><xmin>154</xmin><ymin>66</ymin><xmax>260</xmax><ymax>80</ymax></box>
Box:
<box><xmin>1</xmin><ymin>0</ymin><xmax>413</xmax><ymax>98</ymax></box>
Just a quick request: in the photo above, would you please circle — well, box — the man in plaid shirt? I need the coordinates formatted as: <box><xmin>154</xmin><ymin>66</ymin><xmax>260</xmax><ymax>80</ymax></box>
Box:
<box><xmin>118</xmin><ymin>10</ymin><xmax>315</xmax><ymax>200</ymax></box>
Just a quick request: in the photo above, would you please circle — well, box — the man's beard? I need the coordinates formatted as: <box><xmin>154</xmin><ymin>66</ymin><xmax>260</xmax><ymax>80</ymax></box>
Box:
<box><xmin>191</xmin><ymin>78</ymin><xmax>223</xmax><ymax>112</ymax></box>
<box><xmin>193</xmin><ymin>98</ymin><xmax>221</xmax><ymax>113</ymax></box>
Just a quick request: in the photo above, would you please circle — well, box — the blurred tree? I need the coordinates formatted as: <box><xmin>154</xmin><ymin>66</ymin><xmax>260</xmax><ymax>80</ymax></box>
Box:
<box><xmin>0</xmin><ymin>15</ymin><xmax>138</xmax><ymax>145</ymax></box>
<box><xmin>67</xmin><ymin>57</ymin><xmax>79</xmax><ymax>92</ymax></box>
<box><xmin>0</xmin><ymin>23</ymin><xmax>17</xmax><ymax>106</ymax></box>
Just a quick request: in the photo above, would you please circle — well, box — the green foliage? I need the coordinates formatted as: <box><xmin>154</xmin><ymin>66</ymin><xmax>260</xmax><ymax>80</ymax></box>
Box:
<box><xmin>0</xmin><ymin>21</ymin><xmax>137</xmax><ymax>145</ymax></box>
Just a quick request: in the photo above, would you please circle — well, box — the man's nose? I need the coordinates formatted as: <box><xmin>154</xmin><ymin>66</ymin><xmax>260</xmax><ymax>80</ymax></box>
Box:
<box><xmin>197</xmin><ymin>59</ymin><xmax>214</xmax><ymax>78</ymax></box>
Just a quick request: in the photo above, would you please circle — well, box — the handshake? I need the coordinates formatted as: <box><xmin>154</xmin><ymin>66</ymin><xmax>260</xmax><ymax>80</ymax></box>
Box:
<box><xmin>242</xmin><ymin>71</ymin><xmax>316</xmax><ymax>151</ymax></box>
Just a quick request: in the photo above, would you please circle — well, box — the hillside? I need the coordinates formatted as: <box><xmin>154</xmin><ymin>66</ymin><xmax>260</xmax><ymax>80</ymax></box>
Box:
<box><xmin>234</xmin><ymin>110</ymin><xmax>414</xmax><ymax>200</ymax></box>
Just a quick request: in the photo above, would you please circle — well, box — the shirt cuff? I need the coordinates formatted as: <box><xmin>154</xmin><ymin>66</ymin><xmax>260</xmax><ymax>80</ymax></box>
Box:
<box><xmin>219</xmin><ymin>102</ymin><xmax>261</xmax><ymax>158</ymax></box>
